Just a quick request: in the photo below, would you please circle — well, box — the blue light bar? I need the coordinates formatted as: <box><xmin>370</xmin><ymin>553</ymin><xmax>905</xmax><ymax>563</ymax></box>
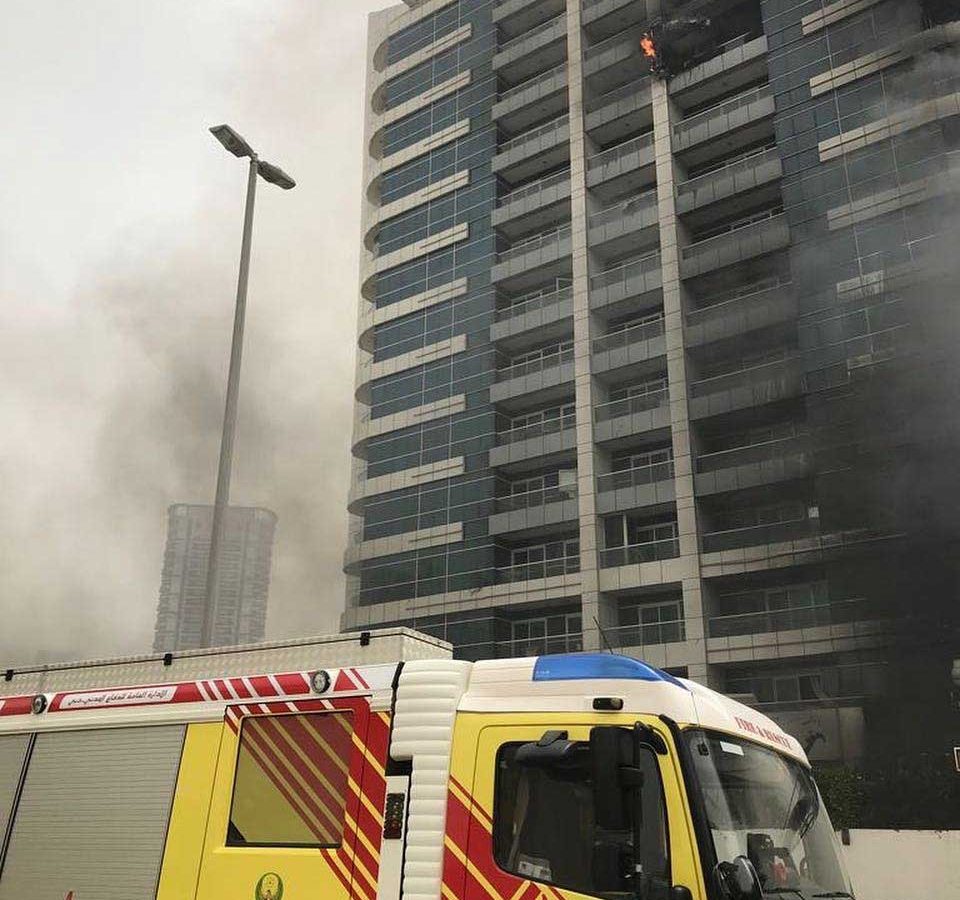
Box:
<box><xmin>533</xmin><ymin>654</ymin><xmax>688</xmax><ymax>689</ymax></box>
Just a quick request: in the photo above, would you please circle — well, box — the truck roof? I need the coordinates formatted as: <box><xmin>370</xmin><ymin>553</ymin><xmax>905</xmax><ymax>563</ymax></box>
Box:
<box><xmin>0</xmin><ymin>627</ymin><xmax>451</xmax><ymax>698</ymax></box>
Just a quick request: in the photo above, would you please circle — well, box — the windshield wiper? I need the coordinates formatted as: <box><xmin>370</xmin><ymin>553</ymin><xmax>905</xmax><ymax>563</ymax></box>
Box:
<box><xmin>762</xmin><ymin>889</ymin><xmax>807</xmax><ymax>900</ymax></box>
<box><xmin>812</xmin><ymin>893</ymin><xmax>855</xmax><ymax>898</ymax></box>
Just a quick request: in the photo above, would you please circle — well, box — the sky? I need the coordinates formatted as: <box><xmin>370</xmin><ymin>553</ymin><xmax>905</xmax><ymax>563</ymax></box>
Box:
<box><xmin>0</xmin><ymin>0</ymin><xmax>391</xmax><ymax>665</ymax></box>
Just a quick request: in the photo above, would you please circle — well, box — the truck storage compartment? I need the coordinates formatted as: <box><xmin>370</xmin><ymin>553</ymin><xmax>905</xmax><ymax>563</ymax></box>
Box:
<box><xmin>0</xmin><ymin>734</ymin><xmax>31</xmax><ymax>843</ymax></box>
<box><xmin>0</xmin><ymin>725</ymin><xmax>185</xmax><ymax>900</ymax></box>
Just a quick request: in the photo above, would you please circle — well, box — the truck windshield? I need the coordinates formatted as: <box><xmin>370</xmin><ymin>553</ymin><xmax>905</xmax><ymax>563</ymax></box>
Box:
<box><xmin>685</xmin><ymin>730</ymin><xmax>853</xmax><ymax>899</ymax></box>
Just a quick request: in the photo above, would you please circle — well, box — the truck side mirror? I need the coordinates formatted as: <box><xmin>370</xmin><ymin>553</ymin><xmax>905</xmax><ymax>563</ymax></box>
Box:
<box><xmin>590</xmin><ymin>726</ymin><xmax>636</xmax><ymax>830</ymax></box>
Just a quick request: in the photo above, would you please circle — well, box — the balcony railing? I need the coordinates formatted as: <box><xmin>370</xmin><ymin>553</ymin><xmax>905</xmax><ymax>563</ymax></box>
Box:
<box><xmin>473</xmin><ymin>632</ymin><xmax>584</xmax><ymax>660</ymax></box>
<box><xmin>591</xmin><ymin>75</ymin><xmax>651</xmax><ymax>110</ymax></box>
<box><xmin>496</xmin><ymin>483</ymin><xmax>578</xmax><ymax>513</ymax></box>
<box><xmin>686</xmin><ymin>276</ymin><xmax>788</xmax><ymax>325</ymax></box>
<box><xmin>497</xmin><ymin>410</ymin><xmax>576</xmax><ymax>445</ymax></box>
<box><xmin>597</xmin><ymin>459</ymin><xmax>674</xmax><ymax>493</ymax></box>
<box><xmin>498</xmin><ymin>167</ymin><xmax>570</xmax><ymax>208</ymax></box>
<box><xmin>498</xmin><ymin>114</ymin><xmax>569</xmax><ymax>155</ymax></box>
<box><xmin>689</xmin><ymin>353</ymin><xmax>797</xmax><ymax>398</ymax></box>
<box><xmin>496</xmin><ymin>555</ymin><xmax>581</xmax><ymax>582</ymax></box>
<box><xmin>609</xmin><ymin>618</ymin><xmax>686</xmax><ymax>648</ymax></box>
<box><xmin>588</xmin><ymin>187</ymin><xmax>657</xmax><ymax>229</ymax></box>
<box><xmin>600</xmin><ymin>535</ymin><xmax>680</xmax><ymax>567</ymax></box>
<box><xmin>496</xmin><ymin>344</ymin><xmax>574</xmax><ymax>381</ymax></box>
<box><xmin>678</xmin><ymin>144</ymin><xmax>779</xmax><ymax>193</ymax></box>
<box><xmin>590</xmin><ymin>250</ymin><xmax>661</xmax><ymax>291</ymax></box>
<box><xmin>495</xmin><ymin>284</ymin><xmax>573</xmax><ymax>323</ymax></box>
<box><xmin>583</xmin><ymin>28</ymin><xmax>635</xmax><ymax>62</ymax></box>
<box><xmin>701</xmin><ymin>517</ymin><xmax>819</xmax><ymax>553</ymax></box>
<box><xmin>497</xmin><ymin>61</ymin><xmax>567</xmax><ymax>102</ymax></box>
<box><xmin>497</xmin><ymin>223</ymin><xmax>572</xmax><ymax>264</ymax></box>
<box><xmin>697</xmin><ymin>433</ymin><xmax>808</xmax><ymax>473</ymax></box>
<box><xmin>674</xmin><ymin>83</ymin><xmax>773</xmax><ymax>138</ymax></box>
<box><xmin>594</xmin><ymin>388</ymin><xmax>669</xmax><ymax>422</ymax></box>
<box><xmin>587</xmin><ymin>130</ymin><xmax>654</xmax><ymax>171</ymax></box>
<box><xmin>708</xmin><ymin>597</ymin><xmax>867</xmax><ymax>638</ymax></box>
<box><xmin>497</xmin><ymin>12</ymin><xmax>566</xmax><ymax>54</ymax></box>
<box><xmin>594</xmin><ymin>314</ymin><xmax>664</xmax><ymax>354</ymax></box>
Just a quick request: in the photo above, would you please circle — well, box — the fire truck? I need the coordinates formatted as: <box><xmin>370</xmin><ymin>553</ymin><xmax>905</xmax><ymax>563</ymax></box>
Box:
<box><xmin>0</xmin><ymin>628</ymin><xmax>853</xmax><ymax>900</ymax></box>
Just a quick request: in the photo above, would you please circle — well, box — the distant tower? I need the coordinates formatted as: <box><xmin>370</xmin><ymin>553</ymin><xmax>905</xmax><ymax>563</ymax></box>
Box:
<box><xmin>152</xmin><ymin>504</ymin><xmax>277</xmax><ymax>651</ymax></box>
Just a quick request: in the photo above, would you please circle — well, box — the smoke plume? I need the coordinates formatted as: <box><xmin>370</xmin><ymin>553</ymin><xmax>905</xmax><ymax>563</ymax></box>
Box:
<box><xmin>0</xmin><ymin>1</ymin><xmax>388</xmax><ymax>666</ymax></box>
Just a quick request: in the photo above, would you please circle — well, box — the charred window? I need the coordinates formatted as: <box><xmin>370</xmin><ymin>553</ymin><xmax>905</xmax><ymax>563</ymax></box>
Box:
<box><xmin>921</xmin><ymin>0</ymin><xmax>960</xmax><ymax>27</ymax></box>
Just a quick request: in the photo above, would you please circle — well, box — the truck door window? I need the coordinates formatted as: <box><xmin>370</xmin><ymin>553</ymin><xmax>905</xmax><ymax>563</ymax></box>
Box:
<box><xmin>493</xmin><ymin>740</ymin><xmax>669</xmax><ymax>896</ymax></box>
<box><xmin>228</xmin><ymin>711</ymin><xmax>354</xmax><ymax>848</ymax></box>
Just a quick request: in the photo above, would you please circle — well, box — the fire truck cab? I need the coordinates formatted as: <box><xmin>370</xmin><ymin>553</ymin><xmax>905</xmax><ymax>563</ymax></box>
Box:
<box><xmin>0</xmin><ymin>628</ymin><xmax>853</xmax><ymax>900</ymax></box>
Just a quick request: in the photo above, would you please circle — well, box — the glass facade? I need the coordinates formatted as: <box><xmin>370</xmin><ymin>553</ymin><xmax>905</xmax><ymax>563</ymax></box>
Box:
<box><xmin>347</xmin><ymin>0</ymin><xmax>960</xmax><ymax>792</ymax></box>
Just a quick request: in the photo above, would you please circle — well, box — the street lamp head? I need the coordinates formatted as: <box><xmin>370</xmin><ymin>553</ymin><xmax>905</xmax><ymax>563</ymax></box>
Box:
<box><xmin>257</xmin><ymin>159</ymin><xmax>296</xmax><ymax>190</ymax></box>
<box><xmin>210</xmin><ymin>124</ymin><xmax>255</xmax><ymax>159</ymax></box>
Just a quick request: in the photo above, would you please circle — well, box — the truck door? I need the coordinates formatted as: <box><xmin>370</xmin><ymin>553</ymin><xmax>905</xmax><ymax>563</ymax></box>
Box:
<box><xmin>448</xmin><ymin>717</ymin><xmax>702</xmax><ymax>900</ymax></box>
<box><xmin>195</xmin><ymin>697</ymin><xmax>382</xmax><ymax>900</ymax></box>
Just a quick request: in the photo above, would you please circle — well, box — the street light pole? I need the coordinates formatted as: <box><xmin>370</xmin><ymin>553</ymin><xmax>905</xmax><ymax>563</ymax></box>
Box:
<box><xmin>201</xmin><ymin>125</ymin><xmax>295</xmax><ymax>649</ymax></box>
<box><xmin>200</xmin><ymin>156</ymin><xmax>258</xmax><ymax>648</ymax></box>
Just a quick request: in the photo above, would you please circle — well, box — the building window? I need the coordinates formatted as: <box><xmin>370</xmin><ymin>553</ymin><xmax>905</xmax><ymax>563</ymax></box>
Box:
<box><xmin>617</xmin><ymin>598</ymin><xmax>685</xmax><ymax>647</ymax></box>
<box><xmin>493</xmin><ymin>739</ymin><xmax>669</xmax><ymax>895</ymax></box>
<box><xmin>726</xmin><ymin>662</ymin><xmax>886</xmax><ymax>705</ymax></box>
<box><xmin>505</xmin><ymin>539</ymin><xmax>580</xmax><ymax>582</ymax></box>
<box><xmin>500</xmin><ymin>469</ymin><xmax>578</xmax><ymax>510</ymax></box>
<box><xmin>512</xmin><ymin>612</ymin><xmax>583</xmax><ymax>656</ymax></box>
<box><xmin>711</xmin><ymin>580</ymin><xmax>844</xmax><ymax>637</ymax></box>
<box><xmin>228</xmin><ymin>712</ymin><xmax>354</xmax><ymax>848</ymax></box>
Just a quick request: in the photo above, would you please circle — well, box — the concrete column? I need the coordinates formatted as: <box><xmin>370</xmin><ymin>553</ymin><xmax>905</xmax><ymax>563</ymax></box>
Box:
<box><xmin>649</xmin><ymin>77</ymin><xmax>710</xmax><ymax>682</ymax></box>
<box><xmin>565</xmin><ymin>4</ymin><xmax>612</xmax><ymax>651</ymax></box>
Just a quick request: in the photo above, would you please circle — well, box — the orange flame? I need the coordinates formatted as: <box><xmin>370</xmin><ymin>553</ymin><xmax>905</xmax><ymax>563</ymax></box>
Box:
<box><xmin>640</xmin><ymin>34</ymin><xmax>657</xmax><ymax>59</ymax></box>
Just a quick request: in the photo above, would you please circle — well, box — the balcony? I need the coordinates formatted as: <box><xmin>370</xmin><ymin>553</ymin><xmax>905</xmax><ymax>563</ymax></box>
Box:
<box><xmin>676</xmin><ymin>145</ymin><xmax>782</xmax><ymax>216</ymax></box>
<box><xmin>493</xmin><ymin>168</ymin><xmax>571</xmax><ymax>237</ymax></box>
<box><xmin>491</xmin><ymin>343</ymin><xmax>575</xmax><ymax>405</ymax></box>
<box><xmin>593</xmin><ymin>389</ymin><xmax>671</xmax><ymax>444</ymax></box>
<box><xmin>490</xmin><ymin>412</ymin><xmax>577</xmax><ymax>469</ymax></box>
<box><xmin>673</xmin><ymin>84</ymin><xmax>776</xmax><ymax>165</ymax></box>
<box><xmin>685</xmin><ymin>278</ymin><xmax>796</xmax><ymax>347</ymax></box>
<box><xmin>590</xmin><ymin>251</ymin><xmax>662</xmax><ymax>314</ymax></box>
<box><xmin>494</xmin><ymin>14</ymin><xmax>567</xmax><ymax>84</ymax></box>
<box><xmin>688</xmin><ymin>355</ymin><xmax>803</xmax><ymax>420</ymax></box>
<box><xmin>582</xmin><ymin>0</ymin><xmax>646</xmax><ymax>41</ymax></box>
<box><xmin>600</xmin><ymin>536</ymin><xmax>681</xmax><ymax>568</ymax></box>
<box><xmin>491</xmin><ymin>284</ymin><xmax>574</xmax><ymax>346</ymax></box>
<box><xmin>587</xmin><ymin>130</ymin><xmax>656</xmax><ymax>198</ymax></box>
<box><xmin>608</xmin><ymin>616</ymin><xmax>686</xmax><ymax>651</ymax></box>
<box><xmin>493</xmin><ymin>63</ymin><xmax>568</xmax><ymax>135</ymax></box>
<box><xmin>585</xmin><ymin>77</ymin><xmax>653</xmax><ymax>147</ymax></box>
<box><xmin>583</xmin><ymin>32</ymin><xmax>648</xmax><ymax>94</ymax></box>
<box><xmin>493</xmin><ymin>115</ymin><xmax>570</xmax><ymax>184</ymax></box>
<box><xmin>495</xmin><ymin>553</ymin><xmax>580</xmax><ymax>584</ymax></box>
<box><xmin>671</xmin><ymin>34</ymin><xmax>769</xmax><ymax>112</ymax></box>
<box><xmin>708</xmin><ymin>597</ymin><xmax>868</xmax><ymax>639</ymax></box>
<box><xmin>588</xmin><ymin>188</ymin><xmax>659</xmax><ymax>258</ymax></box>
<box><xmin>596</xmin><ymin>459</ymin><xmax>676</xmax><ymax>515</ymax></box>
<box><xmin>680</xmin><ymin>211</ymin><xmax>790</xmax><ymax>280</ymax></box>
<box><xmin>493</xmin><ymin>0</ymin><xmax>566</xmax><ymax>38</ymax></box>
<box><xmin>701</xmin><ymin>517</ymin><xmax>819</xmax><ymax>554</ymax></box>
<box><xmin>695</xmin><ymin>434</ymin><xmax>811</xmax><ymax>496</ymax></box>
<box><xmin>492</xmin><ymin>223</ymin><xmax>572</xmax><ymax>291</ymax></box>
<box><xmin>592</xmin><ymin>314</ymin><xmax>666</xmax><ymax>375</ymax></box>
<box><xmin>489</xmin><ymin>484</ymin><xmax>580</xmax><ymax>536</ymax></box>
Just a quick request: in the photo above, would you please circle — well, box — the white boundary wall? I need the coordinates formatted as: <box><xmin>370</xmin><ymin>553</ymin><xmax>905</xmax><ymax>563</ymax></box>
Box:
<box><xmin>841</xmin><ymin>830</ymin><xmax>960</xmax><ymax>899</ymax></box>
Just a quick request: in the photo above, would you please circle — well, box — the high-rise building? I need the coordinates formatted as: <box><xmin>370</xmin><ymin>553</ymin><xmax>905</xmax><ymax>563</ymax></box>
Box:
<box><xmin>153</xmin><ymin>504</ymin><xmax>277</xmax><ymax>651</ymax></box>
<box><xmin>345</xmin><ymin>0</ymin><xmax>960</xmax><ymax>771</ymax></box>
